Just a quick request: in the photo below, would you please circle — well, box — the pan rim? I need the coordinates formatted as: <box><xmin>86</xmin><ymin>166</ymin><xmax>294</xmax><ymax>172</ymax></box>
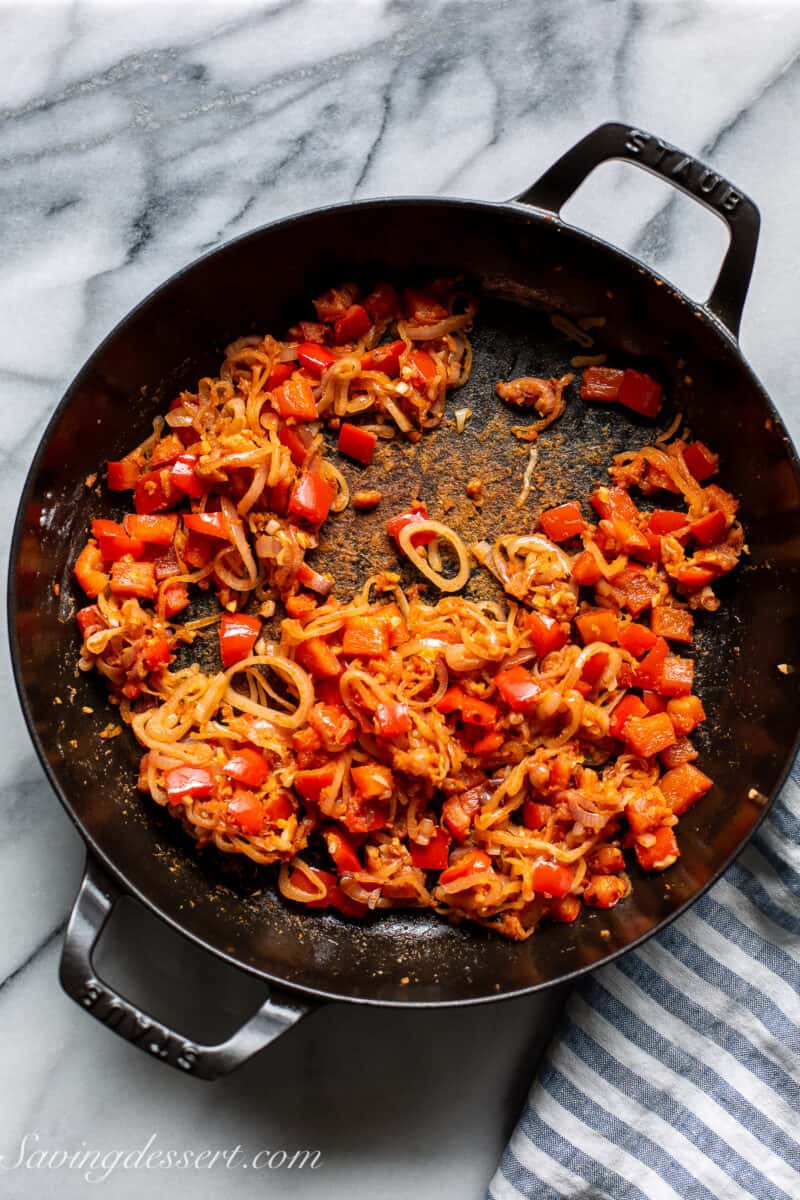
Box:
<box><xmin>9</xmin><ymin>193</ymin><xmax>800</xmax><ymax>1008</ymax></box>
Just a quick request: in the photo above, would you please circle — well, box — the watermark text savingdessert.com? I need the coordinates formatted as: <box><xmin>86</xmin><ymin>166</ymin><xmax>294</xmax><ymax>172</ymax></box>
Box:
<box><xmin>0</xmin><ymin>1132</ymin><xmax>322</xmax><ymax>1184</ymax></box>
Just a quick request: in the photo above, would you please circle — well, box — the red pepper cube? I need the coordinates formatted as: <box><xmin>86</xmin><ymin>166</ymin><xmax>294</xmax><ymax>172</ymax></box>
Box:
<box><xmin>333</xmin><ymin>304</ymin><xmax>372</xmax><ymax>345</ymax></box>
<box><xmin>338</xmin><ymin>422</ymin><xmax>378</xmax><ymax>465</ymax></box>
<box><xmin>539</xmin><ymin>501</ymin><xmax>587</xmax><ymax>542</ymax></box>
<box><xmin>289</xmin><ymin>471</ymin><xmax>335</xmax><ymax>524</ymax></box>
<box><xmin>618</xmin><ymin>369</ymin><xmax>662</xmax><ymax>418</ymax></box>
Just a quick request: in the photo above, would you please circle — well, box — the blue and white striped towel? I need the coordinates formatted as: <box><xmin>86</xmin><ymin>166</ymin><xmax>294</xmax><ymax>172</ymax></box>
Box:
<box><xmin>489</xmin><ymin>761</ymin><xmax>800</xmax><ymax>1200</ymax></box>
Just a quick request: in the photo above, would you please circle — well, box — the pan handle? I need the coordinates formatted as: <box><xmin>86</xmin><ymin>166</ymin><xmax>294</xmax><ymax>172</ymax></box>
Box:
<box><xmin>512</xmin><ymin>121</ymin><xmax>760</xmax><ymax>339</ymax></box>
<box><xmin>59</xmin><ymin>856</ymin><xmax>312</xmax><ymax>1080</ymax></box>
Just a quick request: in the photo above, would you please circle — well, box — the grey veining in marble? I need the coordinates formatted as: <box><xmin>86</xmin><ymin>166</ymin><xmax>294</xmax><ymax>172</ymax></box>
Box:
<box><xmin>2</xmin><ymin>2</ymin><xmax>800</xmax><ymax>1197</ymax></box>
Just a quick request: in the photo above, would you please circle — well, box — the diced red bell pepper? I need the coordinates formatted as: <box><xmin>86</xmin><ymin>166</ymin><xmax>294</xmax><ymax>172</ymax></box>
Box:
<box><xmin>660</xmin><ymin>737</ymin><xmax>699</xmax><ymax>769</ymax></box>
<box><xmin>373</xmin><ymin>602</ymin><xmax>409</xmax><ymax>648</ymax></box>
<box><xmin>442</xmin><ymin>791</ymin><xmax>483</xmax><ymax>842</ymax></box>
<box><xmin>223</xmin><ymin>747</ymin><xmax>270</xmax><ymax>788</ymax></box>
<box><xmin>642</xmin><ymin>689</ymin><xmax>667</xmax><ymax>714</ymax></box>
<box><xmin>660</xmin><ymin>762</ymin><xmax>713</xmax><ymax>815</ymax></box>
<box><xmin>410</xmin><ymin>827</ymin><xmax>452</xmax><ymax>871</ymax></box>
<box><xmin>581</xmin><ymin>651</ymin><xmax>609</xmax><ymax>686</ymax></box>
<box><xmin>618</xmin><ymin>621</ymin><xmax>658</xmax><ymax>657</ymax></box>
<box><xmin>375</xmin><ymin>701</ymin><xmax>411</xmax><ymax>737</ymax></box>
<box><xmin>624</xmin><ymin>712</ymin><xmax>676</xmax><ymax>757</ymax></box>
<box><xmin>525</xmin><ymin>611</ymin><xmax>568</xmax><ymax>658</ymax></box>
<box><xmin>334</xmin><ymin>304</ymin><xmax>371</xmax><ymax>344</ymax></box>
<box><xmin>182</xmin><ymin>531</ymin><xmax>215</xmax><ymax>568</ymax></box>
<box><xmin>609</xmin><ymin>694</ymin><xmax>649</xmax><ymax>740</ymax></box>
<box><xmin>363</xmin><ymin>281</ymin><xmax>400</xmax><ymax>320</ymax></box>
<box><xmin>580</xmin><ymin>366</ymin><xmax>625</xmax><ymax>402</ymax></box>
<box><xmin>572</xmin><ymin>550</ymin><xmax>603</xmax><ymax>586</ymax></box>
<box><xmin>633</xmin><ymin>637</ymin><xmax>669</xmax><ymax>688</ymax></box>
<box><xmin>134</xmin><ymin>469</ymin><xmax>180</xmax><ymax>514</ymax></box>
<box><xmin>76</xmin><ymin>604</ymin><xmax>104</xmax><ymax>637</ymax></box>
<box><xmin>296</xmin><ymin>343</ymin><xmax>335</xmax><ymax>379</ymax></box>
<box><xmin>164</xmin><ymin>765</ymin><xmax>215</xmax><ymax>803</ymax></box>
<box><xmin>324</xmin><ymin>827</ymin><xmax>362</xmax><ymax>873</ymax></box>
<box><xmin>170</xmin><ymin>454</ymin><xmax>208</xmax><ymax>499</ymax></box>
<box><xmin>150</xmin><ymin>434</ymin><xmax>185</xmax><ymax>468</ymax></box>
<box><xmin>124</xmin><ymin>513</ymin><xmax>179</xmax><ymax>546</ymax></box>
<box><xmin>266</xmin><ymin>361</ymin><xmax>295</xmax><ymax>391</ymax></box>
<box><xmin>289</xmin><ymin>471</ymin><xmax>335</xmax><ymax>524</ymax></box>
<box><xmin>408</xmin><ymin>349</ymin><xmax>438</xmax><ymax>386</ymax></box>
<box><xmin>439</xmin><ymin>849</ymin><xmax>492</xmax><ymax>884</ymax></box>
<box><xmin>338</xmin><ymin>422</ymin><xmax>377</xmax><ymax>465</ymax></box>
<box><xmin>294</xmin><ymin>764</ymin><xmax>337</xmax><ymax>803</ymax></box>
<box><xmin>263</xmin><ymin>792</ymin><xmax>294</xmax><ymax>823</ymax></box>
<box><xmin>163</xmin><ymin>582</ymin><xmax>189</xmax><ymax>618</ymax></box>
<box><xmin>183</xmin><ymin>511</ymin><xmax>231</xmax><ymax>540</ymax></box>
<box><xmin>219</xmin><ymin>612</ymin><xmax>260</xmax><ymax>667</ymax></box>
<box><xmin>386</xmin><ymin>503</ymin><xmax>436</xmax><ymax>548</ymax></box>
<box><xmin>609</xmin><ymin>516</ymin><xmax>651</xmax><ymax>557</ymax></box>
<box><xmin>285</xmin><ymin>593</ymin><xmax>318</xmax><ymax>622</ymax></box>
<box><xmin>682</xmin><ymin>441</ymin><xmax>718</xmax><ymax>482</ymax></box>
<box><xmin>658</xmin><ymin>655</ymin><xmax>694</xmax><ymax>697</ymax></box>
<box><xmin>651</xmin><ymin>607</ymin><xmax>693</xmax><ymax>644</ymax></box>
<box><xmin>107</xmin><ymin>457</ymin><xmax>141</xmax><ymax>491</ymax></box>
<box><xmin>143</xmin><ymin>635</ymin><xmax>172</xmax><ymax>671</ymax></box>
<box><xmin>522</xmin><ymin>802</ymin><xmax>553</xmax><ymax>829</ymax></box>
<box><xmin>590</xmin><ymin>486</ymin><xmax>640</xmax><ymax>522</ymax></box>
<box><xmin>109</xmin><ymin>560</ymin><xmax>156</xmax><ymax>599</ymax></box>
<box><xmin>690</xmin><ymin>510</ymin><xmax>727</xmax><ymax>546</ymax></box>
<box><xmin>279</xmin><ymin>424</ymin><xmax>309</xmax><ymax>467</ymax></box>
<box><xmin>625</xmin><ymin>790</ymin><xmax>672</xmax><ymax>834</ymax></box>
<box><xmin>677</xmin><ymin>564</ymin><xmax>716</xmax><ymax>590</ymax></box>
<box><xmin>351</xmin><ymin>763</ymin><xmax>393</xmax><ymax>801</ymax></box>
<box><xmin>652</xmin><ymin>604</ymin><xmax>695</xmax><ymax>643</ymax></box>
<box><xmin>667</xmin><ymin>694</ymin><xmax>706</xmax><ymax>736</ymax></box>
<box><xmin>630</xmin><ymin>530</ymin><xmax>663</xmax><ymax>564</ymax></box>
<box><xmin>361</xmin><ymin>340</ymin><xmax>404</xmax><ymax>376</ymax></box>
<box><xmin>308</xmin><ymin>702</ymin><xmax>357</xmax><ymax>746</ymax></box>
<box><xmin>295</xmin><ymin>637</ymin><xmax>342</xmax><ymax>678</ymax></box>
<box><xmin>539</xmin><ymin>501</ymin><xmax>587</xmax><ymax>542</ymax></box>
<box><xmin>91</xmin><ymin>519</ymin><xmax>145</xmax><ymax>563</ymax></box>
<box><xmin>342</xmin><ymin>618</ymin><xmax>390</xmax><ymax>658</ymax></box>
<box><xmin>576</xmin><ymin>608</ymin><xmax>618</xmax><ymax>645</ymax></box>
<box><xmin>634</xmin><ymin>826</ymin><xmax>680</xmax><ymax>871</ymax></box>
<box><xmin>269</xmin><ymin>478</ymin><xmax>291</xmax><ymax>514</ymax></box>
<box><xmin>471</xmin><ymin>730</ymin><xmax>504</xmax><ymax>755</ymax></box>
<box><xmin>272</xmin><ymin>373</ymin><xmax>319</xmax><ymax>419</ymax></box>
<box><xmin>341</xmin><ymin>793</ymin><xmax>390</xmax><ymax>835</ymax></box>
<box><xmin>618</xmin><ymin>369</ymin><xmax>662</xmax><ymax>418</ymax></box>
<box><xmin>437</xmin><ymin>687</ymin><xmax>497</xmax><ymax>726</ymax></box>
<box><xmin>530</xmin><ymin>861</ymin><xmax>573</xmax><ymax>898</ymax></box>
<box><xmin>226</xmin><ymin>788</ymin><xmax>264</xmax><ymax>835</ymax></box>
<box><xmin>647</xmin><ymin>509</ymin><xmax>689</xmax><ymax>535</ymax></box>
<box><xmin>494</xmin><ymin>665</ymin><xmax>542</xmax><ymax>714</ymax></box>
<box><xmin>404</xmin><ymin>287</ymin><xmax>449</xmax><ymax>323</ymax></box>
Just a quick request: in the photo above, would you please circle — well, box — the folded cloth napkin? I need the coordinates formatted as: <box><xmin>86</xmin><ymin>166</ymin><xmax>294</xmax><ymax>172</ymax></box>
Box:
<box><xmin>489</xmin><ymin>762</ymin><xmax>800</xmax><ymax>1200</ymax></box>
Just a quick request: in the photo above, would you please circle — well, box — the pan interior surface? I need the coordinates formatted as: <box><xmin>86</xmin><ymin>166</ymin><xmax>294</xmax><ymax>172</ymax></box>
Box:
<box><xmin>12</xmin><ymin>200</ymin><xmax>800</xmax><ymax>1004</ymax></box>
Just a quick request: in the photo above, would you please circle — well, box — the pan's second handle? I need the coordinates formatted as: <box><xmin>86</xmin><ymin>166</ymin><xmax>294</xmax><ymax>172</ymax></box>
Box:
<box><xmin>513</xmin><ymin>121</ymin><xmax>760</xmax><ymax>339</ymax></box>
<box><xmin>60</xmin><ymin>857</ymin><xmax>312</xmax><ymax>1080</ymax></box>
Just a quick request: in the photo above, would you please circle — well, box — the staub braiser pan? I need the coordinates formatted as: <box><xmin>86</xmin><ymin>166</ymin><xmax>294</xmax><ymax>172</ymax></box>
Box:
<box><xmin>10</xmin><ymin>124</ymin><xmax>800</xmax><ymax>1078</ymax></box>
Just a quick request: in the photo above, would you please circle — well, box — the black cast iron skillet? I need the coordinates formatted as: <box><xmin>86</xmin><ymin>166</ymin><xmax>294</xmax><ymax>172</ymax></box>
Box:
<box><xmin>10</xmin><ymin>123</ymin><xmax>800</xmax><ymax>1079</ymax></box>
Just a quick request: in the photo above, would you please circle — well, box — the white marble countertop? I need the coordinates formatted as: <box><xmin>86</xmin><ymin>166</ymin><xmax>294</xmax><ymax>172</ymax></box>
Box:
<box><xmin>2</xmin><ymin>2</ymin><xmax>800</xmax><ymax>1197</ymax></box>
